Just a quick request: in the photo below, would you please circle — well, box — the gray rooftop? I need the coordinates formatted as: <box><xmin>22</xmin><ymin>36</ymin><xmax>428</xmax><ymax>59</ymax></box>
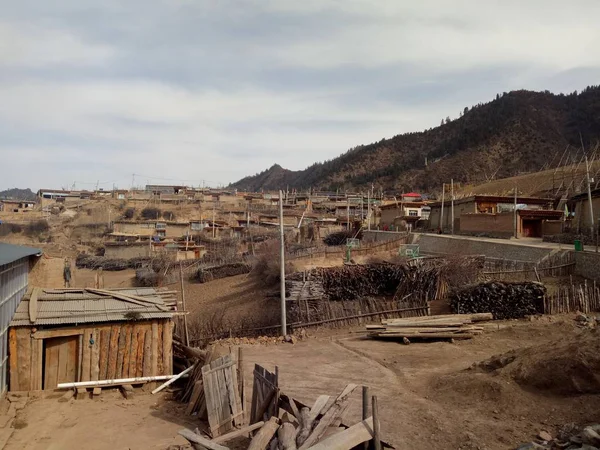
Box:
<box><xmin>0</xmin><ymin>242</ymin><xmax>42</xmax><ymax>266</ymax></box>
<box><xmin>11</xmin><ymin>287</ymin><xmax>175</xmax><ymax>326</ymax></box>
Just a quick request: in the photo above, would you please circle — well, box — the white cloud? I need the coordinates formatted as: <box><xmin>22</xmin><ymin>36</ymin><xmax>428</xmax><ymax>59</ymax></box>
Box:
<box><xmin>0</xmin><ymin>21</ymin><xmax>115</xmax><ymax>68</ymax></box>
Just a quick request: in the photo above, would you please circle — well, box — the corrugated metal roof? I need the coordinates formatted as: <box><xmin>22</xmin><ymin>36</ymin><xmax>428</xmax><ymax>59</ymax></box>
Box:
<box><xmin>10</xmin><ymin>288</ymin><xmax>174</xmax><ymax>327</ymax></box>
<box><xmin>0</xmin><ymin>242</ymin><xmax>42</xmax><ymax>266</ymax></box>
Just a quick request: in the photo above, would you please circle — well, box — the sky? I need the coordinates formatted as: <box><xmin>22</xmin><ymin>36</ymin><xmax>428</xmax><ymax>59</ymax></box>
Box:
<box><xmin>1</xmin><ymin>0</ymin><xmax>600</xmax><ymax>191</ymax></box>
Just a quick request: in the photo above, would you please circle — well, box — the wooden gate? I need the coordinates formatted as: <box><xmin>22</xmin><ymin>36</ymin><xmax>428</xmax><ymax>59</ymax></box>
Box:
<box><xmin>43</xmin><ymin>336</ymin><xmax>79</xmax><ymax>389</ymax></box>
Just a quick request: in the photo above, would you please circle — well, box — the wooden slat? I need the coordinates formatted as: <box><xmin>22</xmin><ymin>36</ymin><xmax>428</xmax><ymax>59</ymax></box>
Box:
<box><xmin>186</xmin><ymin>380</ymin><xmax>204</xmax><ymax>415</ymax></box>
<box><xmin>247</xmin><ymin>416</ymin><xmax>279</xmax><ymax>450</ymax></box>
<box><xmin>307</xmin><ymin>417</ymin><xmax>374</xmax><ymax>450</ymax></box>
<box><xmin>44</xmin><ymin>337</ymin><xmax>59</xmax><ymax>390</ymax></box>
<box><xmin>122</xmin><ymin>325</ymin><xmax>132</xmax><ymax>378</ymax></box>
<box><xmin>32</xmin><ymin>329</ymin><xmax>84</xmax><ymax>339</ymax></box>
<box><xmin>57</xmin><ymin>339</ymin><xmax>69</xmax><ymax>384</ymax></box>
<box><xmin>16</xmin><ymin>329</ymin><xmax>32</xmax><ymax>390</ymax></box>
<box><xmin>178</xmin><ymin>429</ymin><xmax>230</xmax><ymax>450</ymax></box>
<box><xmin>224</xmin><ymin>358</ymin><xmax>243</xmax><ymax>428</ymax></box>
<box><xmin>212</xmin><ymin>421</ymin><xmax>265</xmax><ymax>444</ymax></box>
<box><xmin>151</xmin><ymin>322</ymin><xmax>159</xmax><ymax>376</ymax></box>
<box><xmin>81</xmin><ymin>330</ymin><xmax>92</xmax><ymax>382</ymax></box>
<box><xmin>143</xmin><ymin>329</ymin><xmax>152</xmax><ymax>376</ymax></box>
<box><xmin>8</xmin><ymin>328</ymin><xmax>18</xmax><ymax>391</ymax></box>
<box><xmin>137</xmin><ymin>327</ymin><xmax>146</xmax><ymax>377</ymax></box>
<box><xmin>90</xmin><ymin>329</ymin><xmax>100</xmax><ymax>381</ymax></box>
<box><xmin>107</xmin><ymin>325</ymin><xmax>120</xmax><ymax>379</ymax></box>
<box><xmin>116</xmin><ymin>325</ymin><xmax>127</xmax><ymax>378</ymax></box>
<box><xmin>308</xmin><ymin>395</ymin><xmax>331</xmax><ymax>423</ymax></box>
<box><xmin>99</xmin><ymin>329</ymin><xmax>110</xmax><ymax>380</ymax></box>
<box><xmin>29</xmin><ymin>287</ymin><xmax>40</xmax><ymax>323</ymax></box>
<box><xmin>162</xmin><ymin>320</ymin><xmax>173</xmax><ymax>376</ymax></box>
<box><xmin>157</xmin><ymin>322</ymin><xmax>163</xmax><ymax>376</ymax></box>
<box><xmin>30</xmin><ymin>338</ymin><xmax>43</xmax><ymax>390</ymax></box>
<box><xmin>67</xmin><ymin>336</ymin><xmax>78</xmax><ymax>383</ymax></box>
<box><xmin>129</xmin><ymin>325</ymin><xmax>139</xmax><ymax>379</ymax></box>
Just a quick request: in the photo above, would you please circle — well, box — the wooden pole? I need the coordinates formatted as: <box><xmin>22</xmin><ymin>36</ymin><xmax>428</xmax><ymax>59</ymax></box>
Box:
<box><xmin>179</xmin><ymin>262</ymin><xmax>190</xmax><ymax>346</ymax></box>
<box><xmin>585</xmin><ymin>155</ymin><xmax>596</xmax><ymax>248</ymax></box>
<box><xmin>514</xmin><ymin>185</ymin><xmax>518</xmax><ymax>239</ymax></box>
<box><xmin>279</xmin><ymin>190</ymin><xmax>287</xmax><ymax>336</ymax></box>
<box><xmin>440</xmin><ymin>183</ymin><xmax>445</xmax><ymax>232</ymax></box>
<box><xmin>450</xmin><ymin>179</ymin><xmax>454</xmax><ymax>235</ymax></box>
<box><xmin>372</xmin><ymin>395</ymin><xmax>381</xmax><ymax>450</ymax></box>
<box><xmin>362</xmin><ymin>386</ymin><xmax>369</xmax><ymax>450</ymax></box>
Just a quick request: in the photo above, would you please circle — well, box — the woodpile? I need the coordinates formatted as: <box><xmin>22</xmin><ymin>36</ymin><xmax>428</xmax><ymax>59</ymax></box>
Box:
<box><xmin>367</xmin><ymin>313</ymin><xmax>493</xmax><ymax>342</ymax></box>
<box><xmin>196</xmin><ymin>262</ymin><xmax>251</xmax><ymax>283</ymax></box>
<box><xmin>322</xmin><ymin>230</ymin><xmax>362</xmax><ymax>246</ymax></box>
<box><xmin>449</xmin><ymin>281</ymin><xmax>546</xmax><ymax>319</ymax></box>
<box><xmin>178</xmin><ymin>371</ymin><xmax>391</xmax><ymax>450</ymax></box>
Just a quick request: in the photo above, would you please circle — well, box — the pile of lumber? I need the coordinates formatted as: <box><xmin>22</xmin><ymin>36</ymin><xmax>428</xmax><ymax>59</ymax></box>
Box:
<box><xmin>449</xmin><ymin>281</ymin><xmax>546</xmax><ymax>319</ymax></box>
<box><xmin>178</xmin><ymin>379</ymin><xmax>391</xmax><ymax>450</ymax></box>
<box><xmin>367</xmin><ymin>313</ymin><xmax>493</xmax><ymax>342</ymax></box>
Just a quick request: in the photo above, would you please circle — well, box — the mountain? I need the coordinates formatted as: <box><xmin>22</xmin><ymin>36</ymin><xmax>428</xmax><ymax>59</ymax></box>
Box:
<box><xmin>231</xmin><ymin>86</ymin><xmax>600</xmax><ymax>194</ymax></box>
<box><xmin>0</xmin><ymin>188</ymin><xmax>36</xmax><ymax>201</ymax></box>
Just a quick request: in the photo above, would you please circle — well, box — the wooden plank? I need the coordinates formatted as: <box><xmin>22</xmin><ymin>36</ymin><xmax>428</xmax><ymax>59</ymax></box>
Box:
<box><xmin>90</xmin><ymin>329</ymin><xmax>100</xmax><ymax>381</ymax></box>
<box><xmin>29</xmin><ymin>287</ymin><xmax>40</xmax><ymax>323</ymax></box>
<box><xmin>306</xmin><ymin>417</ymin><xmax>374</xmax><ymax>450</ymax></box>
<box><xmin>44</xmin><ymin>337</ymin><xmax>60</xmax><ymax>390</ymax></box>
<box><xmin>129</xmin><ymin>325</ymin><xmax>139</xmax><ymax>379</ymax></box>
<box><xmin>224</xmin><ymin>357</ymin><xmax>243</xmax><ymax>427</ymax></box>
<box><xmin>142</xmin><ymin>329</ymin><xmax>152</xmax><ymax>376</ymax></box>
<box><xmin>137</xmin><ymin>327</ymin><xmax>146</xmax><ymax>377</ymax></box>
<box><xmin>202</xmin><ymin>362</ymin><xmax>217</xmax><ymax>436</ymax></box>
<box><xmin>158</xmin><ymin>321</ymin><xmax>164</xmax><ymax>376</ymax></box>
<box><xmin>212</xmin><ymin>356</ymin><xmax>229</xmax><ymax>436</ymax></box>
<box><xmin>8</xmin><ymin>328</ymin><xmax>18</xmax><ymax>391</ymax></box>
<box><xmin>122</xmin><ymin>325</ymin><xmax>132</xmax><ymax>378</ymax></box>
<box><xmin>247</xmin><ymin>416</ymin><xmax>279</xmax><ymax>450</ymax></box>
<box><xmin>116</xmin><ymin>324</ymin><xmax>127</xmax><ymax>378</ymax></box>
<box><xmin>32</xmin><ymin>329</ymin><xmax>84</xmax><ymax>339</ymax></box>
<box><xmin>99</xmin><ymin>329</ymin><xmax>110</xmax><ymax>380</ymax></box>
<box><xmin>186</xmin><ymin>380</ymin><xmax>204</xmax><ymax>415</ymax></box>
<box><xmin>57</xmin><ymin>338</ymin><xmax>69</xmax><ymax>384</ymax></box>
<box><xmin>308</xmin><ymin>395</ymin><xmax>331</xmax><ymax>423</ymax></box>
<box><xmin>151</xmin><ymin>322</ymin><xmax>159</xmax><ymax>376</ymax></box>
<box><xmin>178</xmin><ymin>429</ymin><xmax>230</xmax><ymax>450</ymax></box>
<box><xmin>299</xmin><ymin>384</ymin><xmax>358</xmax><ymax>450</ymax></box>
<box><xmin>81</xmin><ymin>330</ymin><xmax>92</xmax><ymax>382</ymax></box>
<box><xmin>162</xmin><ymin>321</ymin><xmax>173</xmax><ymax>376</ymax></box>
<box><xmin>67</xmin><ymin>337</ymin><xmax>78</xmax><ymax>383</ymax></box>
<box><xmin>107</xmin><ymin>325</ymin><xmax>120</xmax><ymax>379</ymax></box>
<box><xmin>30</xmin><ymin>338</ymin><xmax>43</xmax><ymax>390</ymax></box>
<box><xmin>212</xmin><ymin>421</ymin><xmax>265</xmax><ymax>444</ymax></box>
<box><xmin>16</xmin><ymin>328</ymin><xmax>31</xmax><ymax>391</ymax></box>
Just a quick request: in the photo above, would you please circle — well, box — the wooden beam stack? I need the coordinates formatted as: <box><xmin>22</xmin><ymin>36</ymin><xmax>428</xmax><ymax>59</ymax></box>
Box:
<box><xmin>366</xmin><ymin>313</ymin><xmax>493</xmax><ymax>341</ymax></box>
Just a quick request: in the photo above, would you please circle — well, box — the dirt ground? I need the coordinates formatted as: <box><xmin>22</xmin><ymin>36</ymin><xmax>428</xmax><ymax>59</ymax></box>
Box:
<box><xmin>4</xmin><ymin>316</ymin><xmax>599</xmax><ymax>450</ymax></box>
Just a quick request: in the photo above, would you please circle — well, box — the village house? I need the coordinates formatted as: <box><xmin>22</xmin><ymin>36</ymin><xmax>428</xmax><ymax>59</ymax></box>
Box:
<box><xmin>8</xmin><ymin>287</ymin><xmax>174</xmax><ymax>391</ymax></box>
<box><xmin>0</xmin><ymin>243</ymin><xmax>42</xmax><ymax>395</ymax></box>
<box><xmin>428</xmin><ymin>195</ymin><xmax>562</xmax><ymax>238</ymax></box>
<box><xmin>104</xmin><ymin>241</ymin><xmax>206</xmax><ymax>260</ymax></box>
<box><xmin>0</xmin><ymin>200</ymin><xmax>36</xmax><ymax>213</ymax></box>
<box><xmin>378</xmin><ymin>193</ymin><xmax>430</xmax><ymax>230</ymax></box>
<box><xmin>568</xmin><ymin>188</ymin><xmax>600</xmax><ymax>234</ymax></box>
<box><xmin>36</xmin><ymin>189</ymin><xmax>92</xmax><ymax>208</ymax></box>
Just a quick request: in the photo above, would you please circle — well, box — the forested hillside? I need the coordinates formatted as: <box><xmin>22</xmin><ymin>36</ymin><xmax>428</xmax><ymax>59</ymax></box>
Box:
<box><xmin>231</xmin><ymin>87</ymin><xmax>600</xmax><ymax>193</ymax></box>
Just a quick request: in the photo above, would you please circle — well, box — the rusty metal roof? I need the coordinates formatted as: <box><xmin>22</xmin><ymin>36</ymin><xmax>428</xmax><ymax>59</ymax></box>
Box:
<box><xmin>10</xmin><ymin>288</ymin><xmax>174</xmax><ymax>327</ymax></box>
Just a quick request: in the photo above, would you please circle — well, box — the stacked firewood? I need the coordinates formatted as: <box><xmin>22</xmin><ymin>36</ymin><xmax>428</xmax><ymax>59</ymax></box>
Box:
<box><xmin>367</xmin><ymin>313</ymin><xmax>493</xmax><ymax>341</ymax></box>
<box><xmin>196</xmin><ymin>262</ymin><xmax>251</xmax><ymax>283</ymax></box>
<box><xmin>449</xmin><ymin>281</ymin><xmax>546</xmax><ymax>319</ymax></box>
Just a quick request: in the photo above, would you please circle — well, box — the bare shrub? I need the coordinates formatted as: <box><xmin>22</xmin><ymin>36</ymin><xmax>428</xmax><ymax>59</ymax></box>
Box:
<box><xmin>162</xmin><ymin>210</ymin><xmax>176</xmax><ymax>221</ymax></box>
<box><xmin>0</xmin><ymin>223</ymin><xmax>23</xmax><ymax>236</ymax></box>
<box><xmin>251</xmin><ymin>240</ymin><xmax>295</xmax><ymax>286</ymax></box>
<box><xmin>122</xmin><ymin>207</ymin><xmax>136</xmax><ymax>219</ymax></box>
<box><xmin>141</xmin><ymin>207</ymin><xmax>161</xmax><ymax>220</ymax></box>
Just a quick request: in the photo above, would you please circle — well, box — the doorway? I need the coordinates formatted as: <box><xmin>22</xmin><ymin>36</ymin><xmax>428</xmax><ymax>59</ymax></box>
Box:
<box><xmin>43</xmin><ymin>336</ymin><xmax>79</xmax><ymax>389</ymax></box>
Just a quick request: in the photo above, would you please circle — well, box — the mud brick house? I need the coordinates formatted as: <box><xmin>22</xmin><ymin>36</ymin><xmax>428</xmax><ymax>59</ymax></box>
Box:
<box><xmin>0</xmin><ymin>243</ymin><xmax>42</xmax><ymax>395</ymax></box>
<box><xmin>568</xmin><ymin>188</ymin><xmax>600</xmax><ymax>234</ymax></box>
<box><xmin>429</xmin><ymin>195</ymin><xmax>561</xmax><ymax>237</ymax></box>
<box><xmin>379</xmin><ymin>193</ymin><xmax>430</xmax><ymax>230</ymax></box>
<box><xmin>8</xmin><ymin>288</ymin><xmax>174</xmax><ymax>391</ymax></box>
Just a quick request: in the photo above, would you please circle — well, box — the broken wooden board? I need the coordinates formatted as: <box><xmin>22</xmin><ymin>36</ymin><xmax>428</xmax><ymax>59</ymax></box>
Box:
<box><xmin>202</xmin><ymin>354</ymin><xmax>243</xmax><ymax>437</ymax></box>
<box><xmin>250</xmin><ymin>364</ymin><xmax>278</xmax><ymax>424</ymax></box>
<box><xmin>305</xmin><ymin>417</ymin><xmax>374</xmax><ymax>450</ymax></box>
<box><xmin>178</xmin><ymin>428</ymin><xmax>230</xmax><ymax>450</ymax></box>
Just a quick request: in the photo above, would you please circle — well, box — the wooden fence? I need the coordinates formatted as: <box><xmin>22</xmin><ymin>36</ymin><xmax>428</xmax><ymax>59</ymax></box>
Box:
<box><xmin>287</xmin><ymin>235</ymin><xmax>409</xmax><ymax>261</ymax></box>
<box><xmin>481</xmin><ymin>251</ymin><xmax>575</xmax><ymax>282</ymax></box>
<box><xmin>544</xmin><ymin>280</ymin><xmax>600</xmax><ymax>314</ymax></box>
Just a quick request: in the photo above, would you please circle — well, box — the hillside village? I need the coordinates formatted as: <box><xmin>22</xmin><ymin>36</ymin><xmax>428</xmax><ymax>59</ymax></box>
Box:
<box><xmin>0</xmin><ymin>167</ymin><xmax>600</xmax><ymax>449</ymax></box>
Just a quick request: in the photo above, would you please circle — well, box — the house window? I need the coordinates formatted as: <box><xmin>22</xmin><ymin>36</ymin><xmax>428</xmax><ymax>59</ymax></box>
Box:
<box><xmin>155</xmin><ymin>222</ymin><xmax>166</xmax><ymax>230</ymax></box>
<box><xmin>191</xmin><ymin>222</ymin><xmax>204</xmax><ymax>231</ymax></box>
<box><xmin>408</xmin><ymin>210</ymin><xmax>418</xmax><ymax>217</ymax></box>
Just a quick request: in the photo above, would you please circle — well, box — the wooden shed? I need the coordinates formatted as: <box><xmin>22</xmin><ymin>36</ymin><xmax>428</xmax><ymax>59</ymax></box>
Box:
<box><xmin>8</xmin><ymin>287</ymin><xmax>175</xmax><ymax>391</ymax></box>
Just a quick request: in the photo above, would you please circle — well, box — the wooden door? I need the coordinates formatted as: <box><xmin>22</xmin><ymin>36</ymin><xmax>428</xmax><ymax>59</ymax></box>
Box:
<box><xmin>44</xmin><ymin>336</ymin><xmax>79</xmax><ymax>389</ymax></box>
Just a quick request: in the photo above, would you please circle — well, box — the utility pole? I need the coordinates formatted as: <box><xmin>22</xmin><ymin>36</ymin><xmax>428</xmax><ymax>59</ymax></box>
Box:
<box><xmin>279</xmin><ymin>190</ymin><xmax>287</xmax><ymax>336</ymax></box>
<box><xmin>367</xmin><ymin>189</ymin><xmax>371</xmax><ymax>230</ymax></box>
<box><xmin>212</xmin><ymin>202</ymin><xmax>216</xmax><ymax>239</ymax></box>
<box><xmin>450</xmin><ymin>179</ymin><xmax>455</xmax><ymax>235</ymax></box>
<box><xmin>346</xmin><ymin>194</ymin><xmax>350</xmax><ymax>231</ymax></box>
<box><xmin>440</xmin><ymin>183</ymin><xmax>445</xmax><ymax>232</ymax></box>
<box><xmin>585</xmin><ymin>155</ymin><xmax>595</xmax><ymax>243</ymax></box>
<box><xmin>514</xmin><ymin>185</ymin><xmax>518</xmax><ymax>239</ymax></box>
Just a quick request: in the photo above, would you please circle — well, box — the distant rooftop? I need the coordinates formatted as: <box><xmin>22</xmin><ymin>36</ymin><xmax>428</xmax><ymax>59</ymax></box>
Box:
<box><xmin>0</xmin><ymin>243</ymin><xmax>42</xmax><ymax>266</ymax></box>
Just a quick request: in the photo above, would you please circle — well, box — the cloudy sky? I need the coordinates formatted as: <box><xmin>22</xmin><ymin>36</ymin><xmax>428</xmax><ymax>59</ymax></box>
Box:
<box><xmin>1</xmin><ymin>0</ymin><xmax>600</xmax><ymax>190</ymax></box>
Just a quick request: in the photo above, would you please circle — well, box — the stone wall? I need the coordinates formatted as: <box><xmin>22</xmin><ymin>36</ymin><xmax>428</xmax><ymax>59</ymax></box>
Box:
<box><xmin>410</xmin><ymin>233</ymin><xmax>554</xmax><ymax>262</ymax></box>
<box><xmin>574</xmin><ymin>251</ymin><xmax>600</xmax><ymax>282</ymax></box>
<box><xmin>362</xmin><ymin>230</ymin><xmax>408</xmax><ymax>243</ymax></box>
